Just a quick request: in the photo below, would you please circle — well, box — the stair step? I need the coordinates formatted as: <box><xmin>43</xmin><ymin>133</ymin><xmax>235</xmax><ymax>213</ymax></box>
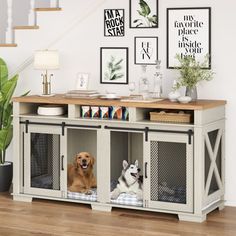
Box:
<box><xmin>0</xmin><ymin>44</ymin><xmax>17</xmax><ymax>47</ymax></box>
<box><xmin>13</xmin><ymin>26</ymin><xmax>39</xmax><ymax>30</ymax></box>
<box><xmin>35</xmin><ymin>7</ymin><xmax>62</xmax><ymax>12</ymax></box>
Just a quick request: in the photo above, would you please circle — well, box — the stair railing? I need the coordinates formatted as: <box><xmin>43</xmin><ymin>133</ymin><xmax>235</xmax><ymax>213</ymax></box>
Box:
<box><xmin>28</xmin><ymin>0</ymin><xmax>36</xmax><ymax>25</ymax></box>
<box><xmin>5</xmin><ymin>0</ymin><xmax>13</xmax><ymax>43</ymax></box>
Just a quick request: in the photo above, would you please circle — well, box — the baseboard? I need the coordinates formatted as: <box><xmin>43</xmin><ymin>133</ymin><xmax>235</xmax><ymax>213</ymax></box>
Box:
<box><xmin>225</xmin><ymin>201</ymin><xmax>236</xmax><ymax>207</ymax></box>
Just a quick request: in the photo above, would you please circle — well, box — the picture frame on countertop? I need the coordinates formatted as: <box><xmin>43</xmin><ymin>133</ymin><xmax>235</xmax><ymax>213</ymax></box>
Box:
<box><xmin>135</xmin><ymin>36</ymin><xmax>158</xmax><ymax>65</ymax></box>
<box><xmin>104</xmin><ymin>9</ymin><xmax>125</xmax><ymax>37</ymax></box>
<box><xmin>167</xmin><ymin>7</ymin><xmax>211</xmax><ymax>69</ymax></box>
<box><xmin>100</xmin><ymin>47</ymin><xmax>128</xmax><ymax>84</ymax></box>
<box><xmin>130</xmin><ymin>0</ymin><xmax>158</xmax><ymax>28</ymax></box>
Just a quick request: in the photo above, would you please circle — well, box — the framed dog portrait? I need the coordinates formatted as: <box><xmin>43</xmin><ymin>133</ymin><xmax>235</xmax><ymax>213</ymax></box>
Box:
<box><xmin>130</xmin><ymin>0</ymin><xmax>158</xmax><ymax>28</ymax></box>
<box><xmin>100</xmin><ymin>47</ymin><xmax>128</xmax><ymax>84</ymax></box>
<box><xmin>135</xmin><ymin>37</ymin><xmax>158</xmax><ymax>65</ymax></box>
<box><xmin>104</xmin><ymin>9</ymin><xmax>125</xmax><ymax>37</ymax></box>
<box><xmin>167</xmin><ymin>7</ymin><xmax>211</xmax><ymax>69</ymax></box>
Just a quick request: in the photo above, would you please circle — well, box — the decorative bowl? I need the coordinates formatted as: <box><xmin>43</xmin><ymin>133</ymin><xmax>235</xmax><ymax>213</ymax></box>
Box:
<box><xmin>177</xmin><ymin>96</ymin><xmax>192</xmax><ymax>104</ymax></box>
<box><xmin>168</xmin><ymin>91</ymin><xmax>181</xmax><ymax>102</ymax></box>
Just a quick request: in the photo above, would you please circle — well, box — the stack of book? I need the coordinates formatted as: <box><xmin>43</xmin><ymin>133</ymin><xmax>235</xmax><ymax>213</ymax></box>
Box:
<box><xmin>65</xmin><ymin>90</ymin><xmax>100</xmax><ymax>99</ymax></box>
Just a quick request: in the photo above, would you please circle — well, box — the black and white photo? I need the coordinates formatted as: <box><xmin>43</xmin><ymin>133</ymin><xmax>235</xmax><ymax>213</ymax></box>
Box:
<box><xmin>130</xmin><ymin>0</ymin><xmax>158</xmax><ymax>28</ymax></box>
<box><xmin>104</xmin><ymin>9</ymin><xmax>125</xmax><ymax>37</ymax></box>
<box><xmin>167</xmin><ymin>7</ymin><xmax>211</xmax><ymax>68</ymax></box>
<box><xmin>100</xmin><ymin>47</ymin><xmax>128</xmax><ymax>84</ymax></box>
<box><xmin>135</xmin><ymin>37</ymin><xmax>158</xmax><ymax>65</ymax></box>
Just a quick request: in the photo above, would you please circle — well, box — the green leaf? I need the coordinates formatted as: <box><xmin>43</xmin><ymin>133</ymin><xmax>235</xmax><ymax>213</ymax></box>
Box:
<box><xmin>2</xmin><ymin>74</ymin><xmax>18</xmax><ymax>110</ymax></box>
<box><xmin>3</xmin><ymin>103</ymin><xmax>13</xmax><ymax>128</ymax></box>
<box><xmin>139</xmin><ymin>0</ymin><xmax>151</xmax><ymax>17</ymax></box>
<box><xmin>148</xmin><ymin>15</ymin><xmax>158</xmax><ymax>25</ymax></box>
<box><xmin>0</xmin><ymin>58</ymin><xmax>8</xmax><ymax>90</ymax></box>
<box><xmin>0</xmin><ymin>126</ymin><xmax>13</xmax><ymax>151</ymax></box>
<box><xmin>137</xmin><ymin>10</ymin><xmax>146</xmax><ymax>17</ymax></box>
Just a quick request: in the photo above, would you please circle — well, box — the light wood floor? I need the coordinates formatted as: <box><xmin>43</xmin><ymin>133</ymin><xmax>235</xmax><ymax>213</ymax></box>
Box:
<box><xmin>0</xmin><ymin>193</ymin><xmax>235</xmax><ymax>236</ymax></box>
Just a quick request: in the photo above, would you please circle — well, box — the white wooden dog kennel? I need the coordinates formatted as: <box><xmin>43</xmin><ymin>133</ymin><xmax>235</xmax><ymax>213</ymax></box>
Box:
<box><xmin>12</xmin><ymin>95</ymin><xmax>226</xmax><ymax>222</ymax></box>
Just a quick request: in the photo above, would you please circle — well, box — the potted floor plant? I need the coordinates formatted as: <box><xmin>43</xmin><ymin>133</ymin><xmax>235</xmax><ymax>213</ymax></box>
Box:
<box><xmin>174</xmin><ymin>55</ymin><xmax>214</xmax><ymax>101</ymax></box>
<box><xmin>0</xmin><ymin>58</ymin><xmax>18</xmax><ymax>192</ymax></box>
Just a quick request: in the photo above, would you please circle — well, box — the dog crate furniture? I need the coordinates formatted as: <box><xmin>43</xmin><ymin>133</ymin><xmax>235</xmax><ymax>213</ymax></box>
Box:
<box><xmin>12</xmin><ymin>95</ymin><xmax>226</xmax><ymax>222</ymax></box>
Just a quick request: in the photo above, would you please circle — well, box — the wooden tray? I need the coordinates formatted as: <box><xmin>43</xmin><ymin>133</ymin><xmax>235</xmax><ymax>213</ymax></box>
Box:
<box><xmin>150</xmin><ymin>111</ymin><xmax>191</xmax><ymax>123</ymax></box>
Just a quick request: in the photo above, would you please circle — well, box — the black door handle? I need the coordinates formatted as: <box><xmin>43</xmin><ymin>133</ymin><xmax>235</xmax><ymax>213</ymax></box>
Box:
<box><xmin>145</xmin><ymin>162</ymin><xmax>148</xmax><ymax>178</ymax></box>
<box><xmin>61</xmin><ymin>155</ymin><xmax>64</xmax><ymax>171</ymax></box>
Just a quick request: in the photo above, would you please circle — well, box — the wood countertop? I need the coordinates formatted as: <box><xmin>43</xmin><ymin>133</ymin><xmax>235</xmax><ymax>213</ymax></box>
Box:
<box><xmin>12</xmin><ymin>94</ymin><xmax>226</xmax><ymax>110</ymax></box>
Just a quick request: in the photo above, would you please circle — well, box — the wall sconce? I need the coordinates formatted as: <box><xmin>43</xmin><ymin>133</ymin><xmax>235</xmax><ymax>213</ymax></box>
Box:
<box><xmin>34</xmin><ymin>50</ymin><xmax>59</xmax><ymax>96</ymax></box>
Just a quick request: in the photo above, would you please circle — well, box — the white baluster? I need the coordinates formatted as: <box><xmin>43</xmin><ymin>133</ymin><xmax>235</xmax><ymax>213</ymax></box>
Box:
<box><xmin>28</xmin><ymin>0</ymin><xmax>36</xmax><ymax>25</ymax></box>
<box><xmin>5</xmin><ymin>0</ymin><xmax>13</xmax><ymax>43</ymax></box>
<box><xmin>50</xmin><ymin>0</ymin><xmax>59</xmax><ymax>8</ymax></box>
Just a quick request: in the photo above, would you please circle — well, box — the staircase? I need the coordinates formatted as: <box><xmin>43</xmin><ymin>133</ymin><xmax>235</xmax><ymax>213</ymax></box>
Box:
<box><xmin>0</xmin><ymin>0</ymin><xmax>61</xmax><ymax>47</ymax></box>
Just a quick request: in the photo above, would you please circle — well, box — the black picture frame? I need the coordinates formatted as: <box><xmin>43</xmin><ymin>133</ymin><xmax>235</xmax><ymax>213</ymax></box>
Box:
<box><xmin>129</xmin><ymin>0</ymin><xmax>159</xmax><ymax>28</ymax></box>
<box><xmin>134</xmin><ymin>36</ymin><xmax>158</xmax><ymax>65</ymax></box>
<box><xmin>104</xmin><ymin>9</ymin><xmax>125</xmax><ymax>37</ymax></box>
<box><xmin>100</xmin><ymin>47</ymin><xmax>129</xmax><ymax>84</ymax></box>
<box><xmin>167</xmin><ymin>7</ymin><xmax>211</xmax><ymax>69</ymax></box>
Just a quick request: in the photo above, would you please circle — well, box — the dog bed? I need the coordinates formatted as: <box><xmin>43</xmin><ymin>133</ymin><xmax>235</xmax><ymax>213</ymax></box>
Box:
<box><xmin>67</xmin><ymin>181</ymin><xmax>143</xmax><ymax>207</ymax></box>
<box><xmin>67</xmin><ymin>188</ymin><xmax>97</xmax><ymax>202</ymax></box>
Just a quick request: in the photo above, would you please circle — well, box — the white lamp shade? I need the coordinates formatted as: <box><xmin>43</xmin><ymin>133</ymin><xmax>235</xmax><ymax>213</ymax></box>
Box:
<box><xmin>34</xmin><ymin>50</ymin><xmax>59</xmax><ymax>70</ymax></box>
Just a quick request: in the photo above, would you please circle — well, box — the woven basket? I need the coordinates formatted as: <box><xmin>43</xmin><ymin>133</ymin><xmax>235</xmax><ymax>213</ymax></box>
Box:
<box><xmin>150</xmin><ymin>112</ymin><xmax>191</xmax><ymax>123</ymax></box>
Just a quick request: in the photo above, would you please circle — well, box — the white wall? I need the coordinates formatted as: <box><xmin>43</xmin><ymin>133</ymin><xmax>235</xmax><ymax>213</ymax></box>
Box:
<box><xmin>3</xmin><ymin>0</ymin><xmax>236</xmax><ymax>205</ymax></box>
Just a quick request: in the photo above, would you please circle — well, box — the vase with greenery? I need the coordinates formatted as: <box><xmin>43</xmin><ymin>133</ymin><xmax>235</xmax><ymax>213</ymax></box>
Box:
<box><xmin>133</xmin><ymin>0</ymin><xmax>158</xmax><ymax>27</ymax></box>
<box><xmin>174</xmin><ymin>54</ymin><xmax>214</xmax><ymax>101</ymax></box>
<box><xmin>0</xmin><ymin>58</ymin><xmax>18</xmax><ymax>192</ymax></box>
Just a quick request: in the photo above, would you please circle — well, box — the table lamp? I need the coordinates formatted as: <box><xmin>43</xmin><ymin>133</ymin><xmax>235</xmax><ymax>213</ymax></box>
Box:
<box><xmin>34</xmin><ymin>50</ymin><xmax>59</xmax><ymax>96</ymax></box>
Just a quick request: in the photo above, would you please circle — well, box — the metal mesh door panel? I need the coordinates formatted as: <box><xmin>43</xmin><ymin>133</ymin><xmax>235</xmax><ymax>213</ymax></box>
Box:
<box><xmin>30</xmin><ymin>133</ymin><xmax>60</xmax><ymax>190</ymax></box>
<box><xmin>150</xmin><ymin>141</ymin><xmax>187</xmax><ymax>204</ymax></box>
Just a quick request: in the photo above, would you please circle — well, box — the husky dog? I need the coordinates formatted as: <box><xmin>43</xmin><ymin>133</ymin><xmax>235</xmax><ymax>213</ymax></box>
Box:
<box><xmin>111</xmin><ymin>160</ymin><xmax>143</xmax><ymax>200</ymax></box>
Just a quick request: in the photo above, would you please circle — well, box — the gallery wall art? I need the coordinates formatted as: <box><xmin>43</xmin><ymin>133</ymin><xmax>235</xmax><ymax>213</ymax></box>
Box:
<box><xmin>167</xmin><ymin>7</ymin><xmax>211</xmax><ymax>69</ymax></box>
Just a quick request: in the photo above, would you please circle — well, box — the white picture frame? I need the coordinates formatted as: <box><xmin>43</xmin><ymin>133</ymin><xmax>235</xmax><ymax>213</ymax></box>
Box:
<box><xmin>135</xmin><ymin>37</ymin><xmax>158</xmax><ymax>65</ymax></box>
<box><xmin>167</xmin><ymin>7</ymin><xmax>211</xmax><ymax>69</ymax></box>
<box><xmin>76</xmin><ymin>73</ymin><xmax>89</xmax><ymax>90</ymax></box>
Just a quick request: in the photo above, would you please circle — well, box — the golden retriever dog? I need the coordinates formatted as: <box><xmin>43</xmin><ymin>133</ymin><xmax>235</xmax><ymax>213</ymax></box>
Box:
<box><xmin>67</xmin><ymin>152</ymin><xmax>96</xmax><ymax>194</ymax></box>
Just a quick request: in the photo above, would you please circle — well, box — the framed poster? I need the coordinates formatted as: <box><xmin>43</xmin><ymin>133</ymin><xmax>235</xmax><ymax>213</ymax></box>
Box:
<box><xmin>104</xmin><ymin>9</ymin><xmax>125</xmax><ymax>37</ymax></box>
<box><xmin>167</xmin><ymin>7</ymin><xmax>211</xmax><ymax>69</ymax></box>
<box><xmin>130</xmin><ymin>0</ymin><xmax>158</xmax><ymax>28</ymax></box>
<box><xmin>100</xmin><ymin>47</ymin><xmax>128</xmax><ymax>84</ymax></box>
<box><xmin>135</xmin><ymin>37</ymin><xmax>158</xmax><ymax>65</ymax></box>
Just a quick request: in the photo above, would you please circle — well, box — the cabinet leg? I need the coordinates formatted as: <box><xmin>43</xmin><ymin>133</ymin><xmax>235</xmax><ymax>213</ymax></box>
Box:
<box><xmin>91</xmin><ymin>204</ymin><xmax>112</xmax><ymax>212</ymax></box>
<box><xmin>13</xmin><ymin>195</ymin><xmax>33</xmax><ymax>203</ymax></box>
<box><xmin>178</xmin><ymin>214</ymin><xmax>206</xmax><ymax>223</ymax></box>
<box><xmin>218</xmin><ymin>200</ymin><xmax>225</xmax><ymax>211</ymax></box>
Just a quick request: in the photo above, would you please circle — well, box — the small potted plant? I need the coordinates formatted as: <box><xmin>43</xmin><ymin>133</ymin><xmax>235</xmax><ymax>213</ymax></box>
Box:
<box><xmin>174</xmin><ymin>54</ymin><xmax>214</xmax><ymax>101</ymax></box>
<box><xmin>0</xmin><ymin>58</ymin><xmax>18</xmax><ymax>192</ymax></box>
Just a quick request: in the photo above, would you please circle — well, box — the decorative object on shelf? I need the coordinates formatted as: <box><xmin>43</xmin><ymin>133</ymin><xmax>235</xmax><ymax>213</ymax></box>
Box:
<box><xmin>0</xmin><ymin>58</ymin><xmax>18</xmax><ymax>191</ymax></box>
<box><xmin>167</xmin><ymin>7</ymin><xmax>211</xmax><ymax>69</ymax></box>
<box><xmin>177</xmin><ymin>96</ymin><xmax>192</xmax><ymax>104</ymax></box>
<box><xmin>130</xmin><ymin>0</ymin><xmax>158</xmax><ymax>28</ymax></box>
<box><xmin>174</xmin><ymin>54</ymin><xmax>214</xmax><ymax>101</ymax></box>
<box><xmin>104</xmin><ymin>9</ymin><xmax>125</xmax><ymax>37</ymax></box>
<box><xmin>76</xmin><ymin>73</ymin><xmax>89</xmax><ymax>90</ymax></box>
<box><xmin>100</xmin><ymin>47</ymin><xmax>128</xmax><ymax>84</ymax></box>
<box><xmin>152</xmin><ymin>60</ymin><xmax>162</xmax><ymax>98</ymax></box>
<box><xmin>168</xmin><ymin>80</ymin><xmax>181</xmax><ymax>102</ymax></box>
<box><xmin>34</xmin><ymin>49</ymin><xmax>59</xmax><ymax>96</ymax></box>
<box><xmin>37</xmin><ymin>105</ymin><xmax>65</xmax><ymax>116</ymax></box>
<box><xmin>134</xmin><ymin>37</ymin><xmax>158</xmax><ymax>65</ymax></box>
<box><xmin>150</xmin><ymin>110</ymin><xmax>191</xmax><ymax>123</ymax></box>
<box><xmin>65</xmin><ymin>90</ymin><xmax>99</xmax><ymax>99</ymax></box>
<box><xmin>139</xmin><ymin>65</ymin><xmax>149</xmax><ymax>95</ymax></box>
